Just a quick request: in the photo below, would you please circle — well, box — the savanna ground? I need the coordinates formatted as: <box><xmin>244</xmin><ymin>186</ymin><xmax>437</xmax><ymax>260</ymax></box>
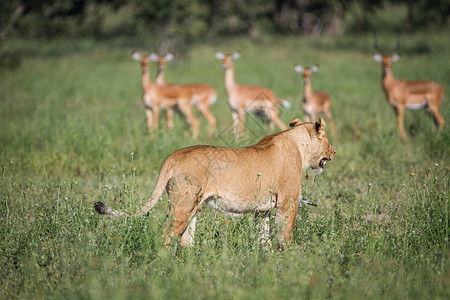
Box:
<box><xmin>1</xmin><ymin>29</ymin><xmax>449</xmax><ymax>299</ymax></box>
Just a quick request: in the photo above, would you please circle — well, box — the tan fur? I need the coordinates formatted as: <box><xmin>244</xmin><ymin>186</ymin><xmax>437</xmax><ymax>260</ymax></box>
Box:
<box><xmin>151</xmin><ymin>53</ymin><xmax>217</xmax><ymax>138</ymax></box>
<box><xmin>294</xmin><ymin>65</ymin><xmax>335</xmax><ymax>137</ymax></box>
<box><xmin>132</xmin><ymin>52</ymin><xmax>199</xmax><ymax>139</ymax></box>
<box><xmin>373</xmin><ymin>53</ymin><xmax>445</xmax><ymax>140</ymax></box>
<box><xmin>94</xmin><ymin>117</ymin><xmax>335</xmax><ymax>248</ymax></box>
<box><xmin>216</xmin><ymin>51</ymin><xmax>289</xmax><ymax>140</ymax></box>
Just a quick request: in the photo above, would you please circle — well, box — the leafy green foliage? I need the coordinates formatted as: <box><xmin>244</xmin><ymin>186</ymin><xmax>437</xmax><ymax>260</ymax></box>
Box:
<box><xmin>2</xmin><ymin>1</ymin><xmax>449</xmax><ymax>44</ymax></box>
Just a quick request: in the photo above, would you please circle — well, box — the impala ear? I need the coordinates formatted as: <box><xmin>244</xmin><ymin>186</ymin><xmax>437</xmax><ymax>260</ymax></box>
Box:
<box><xmin>391</xmin><ymin>53</ymin><xmax>400</xmax><ymax>63</ymax></box>
<box><xmin>311</xmin><ymin>65</ymin><xmax>319</xmax><ymax>73</ymax></box>
<box><xmin>232</xmin><ymin>51</ymin><xmax>240</xmax><ymax>60</ymax></box>
<box><xmin>132</xmin><ymin>51</ymin><xmax>142</xmax><ymax>62</ymax></box>
<box><xmin>373</xmin><ymin>54</ymin><xmax>383</xmax><ymax>63</ymax></box>
<box><xmin>149</xmin><ymin>52</ymin><xmax>159</xmax><ymax>61</ymax></box>
<box><xmin>215</xmin><ymin>51</ymin><xmax>225</xmax><ymax>60</ymax></box>
<box><xmin>289</xmin><ymin>117</ymin><xmax>303</xmax><ymax>128</ymax></box>
<box><xmin>165</xmin><ymin>53</ymin><xmax>174</xmax><ymax>61</ymax></box>
<box><xmin>294</xmin><ymin>65</ymin><xmax>304</xmax><ymax>73</ymax></box>
<box><xmin>315</xmin><ymin>118</ymin><xmax>326</xmax><ymax>135</ymax></box>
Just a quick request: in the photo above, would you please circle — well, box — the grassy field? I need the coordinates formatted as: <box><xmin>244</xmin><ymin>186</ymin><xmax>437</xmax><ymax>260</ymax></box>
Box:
<box><xmin>1</xmin><ymin>31</ymin><xmax>449</xmax><ymax>299</ymax></box>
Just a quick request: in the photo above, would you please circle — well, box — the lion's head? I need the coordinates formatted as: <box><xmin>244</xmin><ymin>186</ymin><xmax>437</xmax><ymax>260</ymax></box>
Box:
<box><xmin>289</xmin><ymin>117</ymin><xmax>335</xmax><ymax>174</ymax></box>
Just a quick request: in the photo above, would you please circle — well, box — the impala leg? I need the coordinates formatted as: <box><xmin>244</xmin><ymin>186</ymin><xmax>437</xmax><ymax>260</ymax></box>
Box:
<box><xmin>232</xmin><ymin>110</ymin><xmax>239</xmax><ymax>140</ymax></box>
<box><xmin>152</xmin><ymin>106</ymin><xmax>160</xmax><ymax>132</ymax></box>
<box><xmin>273</xmin><ymin>113</ymin><xmax>287</xmax><ymax>131</ymax></box>
<box><xmin>178</xmin><ymin>101</ymin><xmax>199</xmax><ymax>139</ymax></box>
<box><xmin>166</xmin><ymin>107</ymin><xmax>174</xmax><ymax>131</ymax></box>
<box><xmin>145</xmin><ymin>109</ymin><xmax>154</xmax><ymax>134</ymax></box>
<box><xmin>269</xmin><ymin>121</ymin><xmax>275</xmax><ymax>132</ymax></box>
<box><xmin>324</xmin><ymin>107</ymin><xmax>335</xmax><ymax>137</ymax></box>
<box><xmin>265</xmin><ymin>106</ymin><xmax>287</xmax><ymax>131</ymax></box>
<box><xmin>196</xmin><ymin>103</ymin><xmax>217</xmax><ymax>138</ymax></box>
<box><xmin>396</xmin><ymin>104</ymin><xmax>407</xmax><ymax>140</ymax></box>
<box><xmin>236</xmin><ymin>109</ymin><xmax>246</xmax><ymax>140</ymax></box>
<box><xmin>428</xmin><ymin>103</ymin><xmax>445</xmax><ymax>130</ymax></box>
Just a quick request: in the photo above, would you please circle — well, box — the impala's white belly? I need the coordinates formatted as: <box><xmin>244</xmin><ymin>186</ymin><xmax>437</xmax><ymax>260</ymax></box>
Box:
<box><xmin>391</xmin><ymin>98</ymin><xmax>428</xmax><ymax>110</ymax></box>
<box><xmin>405</xmin><ymin>99</ymin><xmax>428</xmax><ymax>110</ymax></box>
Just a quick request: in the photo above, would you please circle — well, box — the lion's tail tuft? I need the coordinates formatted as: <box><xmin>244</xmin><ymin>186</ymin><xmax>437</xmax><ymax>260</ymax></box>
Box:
<box><xmin>93</xmin><ymin>201</ymin><xmax>127</xmax><ymax>218</ymax></box>
<box><xmin>94</xmin><ymin>155</ymin><xmax>175</xmax><ymax>219</ymax></box>
<box><xmin>94</xmin><ymin>201</ymin><xmax>107</xmax><ymax>214</ymax></box>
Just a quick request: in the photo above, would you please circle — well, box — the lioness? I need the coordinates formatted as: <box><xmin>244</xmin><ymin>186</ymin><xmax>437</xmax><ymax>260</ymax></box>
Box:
<box><xmin>94</xmin><ymin>117</ymin><xmax>335</xmax><ymax>247</ymax></box>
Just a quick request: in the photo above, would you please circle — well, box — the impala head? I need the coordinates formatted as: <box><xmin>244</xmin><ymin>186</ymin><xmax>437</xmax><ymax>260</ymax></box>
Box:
<box><xmin>132</xmin><ymin>51</ymin><xmax>150</xmax><ymax>69</ymax></box>
<box><xmin>294</xmin><ymin>64</ymin><xmax>319</xmax><ymax>83</ymax></box>
<box><xmin>149</xmin><ymin>52</ymin><xmax>174</xmax><ymax>73</ymax></box>
<box><xmin>215</xmin><ymin>51</ymin><xmax>240</xmax><ymax>69</ymax></box>
<box><xmin>372</xmin><ymin>33</ymin><xmax>401</xmax><ymax>76</ymax></box>
<box><xmin>373</xmin><ymin>53</ymin><xmax>400</xmax><ymax>75</ymax></box>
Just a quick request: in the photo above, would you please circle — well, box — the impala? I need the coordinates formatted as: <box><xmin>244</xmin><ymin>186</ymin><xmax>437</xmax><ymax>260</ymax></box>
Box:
<box><xmin>150</xmin><ymin>53</ymin><xmax>217</xmax><ymax>138</ymax></box>
<box><xmin>373</xmin><ymin>37</ymin><xmax>445</xmax><ymax>139</ymax></box>
<box><xmin>294</xmin><ymin>64</ymin><xmax>335</xmax><ymax>136</ymax></box>
<box><xmin>132</xmin><ymin>52</ymin><xmax>199</xmax><ymax>139</ymax></box>
<box><xmin>215</xmin><ymin>51</ymin><xmax>290</xmax><ymax>139</ymax></box>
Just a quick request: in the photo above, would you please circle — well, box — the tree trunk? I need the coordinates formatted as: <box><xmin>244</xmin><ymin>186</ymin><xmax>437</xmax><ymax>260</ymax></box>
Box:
<box><xmin>0</xmin><ymin>3</ymin><xmax>26</xmax><ymax>45</ymax></box>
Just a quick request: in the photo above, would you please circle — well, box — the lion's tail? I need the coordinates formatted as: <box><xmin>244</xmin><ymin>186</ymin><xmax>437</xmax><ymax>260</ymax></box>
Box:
<box><xmin>94</xmin><ymin>161</ymin><xmax>174</xmax><ymax>218</ymax></box>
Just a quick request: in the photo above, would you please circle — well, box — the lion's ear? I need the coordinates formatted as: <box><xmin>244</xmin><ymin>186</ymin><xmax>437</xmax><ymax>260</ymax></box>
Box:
<box><xmin>289</xmin><ymin>117</ymin><xmax>303</xmax><ymax>128</ymax></box>
<box><xmin>314</xmin><ymin>118</ymin><xmax>326</xmax><ymax>134</ymax></box>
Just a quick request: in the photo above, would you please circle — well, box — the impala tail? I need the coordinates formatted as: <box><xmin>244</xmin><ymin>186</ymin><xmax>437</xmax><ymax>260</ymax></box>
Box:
<box><xmin>209</xmin><ymin>90</ymin><xmax>218</xmax><ymax>105</ymax></box>
<box><xmin>281</xmin><ymin>99</ymin><xmax>291</xmax><ymax>109</ymax></box>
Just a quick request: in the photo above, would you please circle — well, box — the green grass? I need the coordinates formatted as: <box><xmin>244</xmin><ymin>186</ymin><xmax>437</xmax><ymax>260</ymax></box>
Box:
<box><xmin>1</xmin><ymin>31</ymin><xmax>449</xmax><ymax>299</ymax></box>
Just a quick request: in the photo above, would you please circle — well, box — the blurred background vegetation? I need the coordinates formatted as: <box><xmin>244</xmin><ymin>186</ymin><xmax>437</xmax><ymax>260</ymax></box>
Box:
<box><xmin>1</xmin><ymin>0</ymin><xmax>448</xmax><ymax>59</ymax></box>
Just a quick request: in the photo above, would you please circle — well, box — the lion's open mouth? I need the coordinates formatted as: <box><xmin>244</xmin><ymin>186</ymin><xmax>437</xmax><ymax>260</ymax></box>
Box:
<box><xmin>311</xmin><ymin>157</ymin><xmax>329</xmax><ymax>174</ymax></box>
<box><xmin>319</xmin><ymin>158</ymin><xmax>328</xmax><ymax>169</ymax></box>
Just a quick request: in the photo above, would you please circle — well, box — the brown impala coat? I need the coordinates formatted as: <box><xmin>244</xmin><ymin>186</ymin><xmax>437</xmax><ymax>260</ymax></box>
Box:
<box><xmin>373</xmin><ymin>53</ymin><xmax>445</xmax><ymax>139</ymax></box>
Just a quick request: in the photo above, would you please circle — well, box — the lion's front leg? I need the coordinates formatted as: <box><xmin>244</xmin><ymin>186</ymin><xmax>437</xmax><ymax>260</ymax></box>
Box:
<box><xmin>275</xmin><ymin>196</ymin><xmax>300</xmax><ymax>248</ymax></box>
<box><xmin>255</xmin><ymin>211</ymin><xmax>272</xmax><ymax>249</ymax></box>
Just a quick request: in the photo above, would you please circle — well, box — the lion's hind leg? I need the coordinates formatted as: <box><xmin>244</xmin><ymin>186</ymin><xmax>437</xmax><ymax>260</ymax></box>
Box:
<box><xmin>164</xmin><ymin>174</ymin><xmax>204</xmax><ymax>247</ymax></box>
<box><xmin>180</xmin><ymin>214</ymin><xmax>198</xmax><ymax>247</ymax></box>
